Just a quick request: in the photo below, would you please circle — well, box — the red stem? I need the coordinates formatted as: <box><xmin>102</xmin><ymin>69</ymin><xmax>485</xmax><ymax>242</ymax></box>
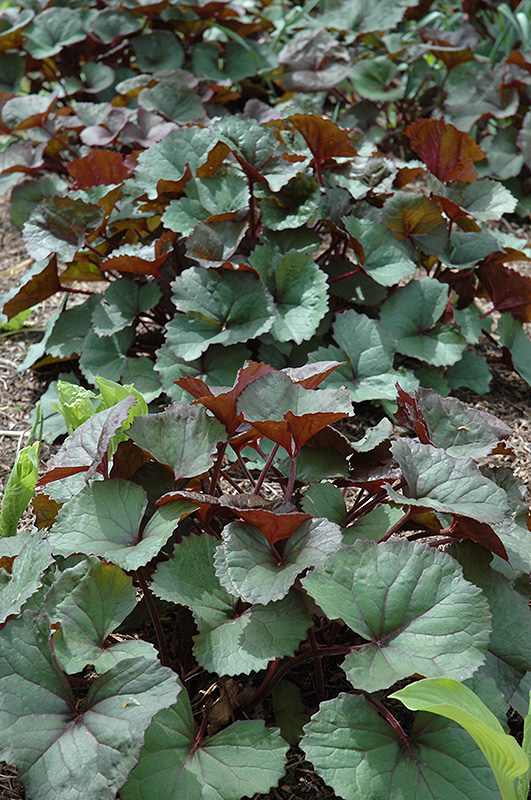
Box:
<box><xmin>378</xmin><ymin>508</ymin><xmax>412</xmax><ymax>543</ymax></box>
<box><xmin>209</xmin><ymin>441</ymin><xmax>228</xmax><ymax>494</ymax></box>
<box><xmin>254</xmin><ymin>442</ymin><xmax>280</xmax><ymax>495</ymax></box>
<box><xmin>328</xmin><ymin>268</ymin><xmax>361</xmax><ymax>284</ymax></box>
<box><xmin>284</xmin><ymin>452</ymin><xmax>298</xmax><ymax>501</ymax></box>
<box><xmin>237</xmin><ymin>645</ymin><xmax>357</xmax><ymax>714</ymax></box>
<box><xmin>136</xmin><ymin>570</ymin><xmax>170</xmax><ymax>667</ymax></box>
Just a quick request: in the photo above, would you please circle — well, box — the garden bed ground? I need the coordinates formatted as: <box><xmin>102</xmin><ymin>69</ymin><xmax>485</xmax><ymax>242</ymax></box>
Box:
<box><xmin>2</xmin><ymin>192</ymin><xmax>531</xmax><ymax>800</ymax></box>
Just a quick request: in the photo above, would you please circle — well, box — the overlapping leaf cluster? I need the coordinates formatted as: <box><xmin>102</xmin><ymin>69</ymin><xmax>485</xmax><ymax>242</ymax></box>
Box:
<box><xmin>2</xmin><ymin>0</ymin><xmax>531</xmax><ymax>430</ymax></box>
<box><xmin>2</xmin><ymin>1</ymin><xmax>531</xmax><ymax>797</ymax></box>
<box><xmin>1</xmin><ymin>367</ymin><xmax>531</xmax><ymax>799</ymax></box>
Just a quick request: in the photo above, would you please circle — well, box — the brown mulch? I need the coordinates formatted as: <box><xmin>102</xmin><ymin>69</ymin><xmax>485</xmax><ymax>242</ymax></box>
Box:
<box><xmin>2</xmin><ymin>193</ymin><xmax>531</xmax><ymax>800</ymax></box>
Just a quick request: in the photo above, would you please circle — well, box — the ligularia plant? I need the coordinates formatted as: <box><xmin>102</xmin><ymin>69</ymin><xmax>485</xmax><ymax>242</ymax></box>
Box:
<box><xmin>1</xmin><ymin>368</ymin><xmax>530</xmax><ymax>799</ymax></box>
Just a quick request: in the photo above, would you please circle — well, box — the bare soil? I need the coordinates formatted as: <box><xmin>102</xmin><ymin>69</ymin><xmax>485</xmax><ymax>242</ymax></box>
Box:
<box><xmin>1</xmin><ymin>193</ymin><xmax>531</xmax><ymax>800</ymax></box>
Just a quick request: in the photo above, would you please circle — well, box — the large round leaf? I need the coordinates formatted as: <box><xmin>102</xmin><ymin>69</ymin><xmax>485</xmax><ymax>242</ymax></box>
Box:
<box><xmin>152</xmin><ymin>532</ymin><xmax>312</xmax><ymax>675</ymax></box>
<box><xmin>301</xmin><ymin>693</ymin><xmax>499</xmax><ymax>799</ymax></box>
<box><xmin>127</xmin><ymin>403</ymin><xmax>225</xmax><ymax>480</ymax></box>
<box><xmin>48</xmin><ymin>479</ymin><xmax>196</xmax><ymax>570</ymax></box>
<box><xmin>302</xmin><ymin>539</ymin><xmax>491</xmax><ymax>692</ymax></box>
<box><xmin>214</xmin><ymin>518</ymin><xmax>342</xmax><ymax>604</ymax></box>
<box><xmin>122</xmin><ymin>686</ymin><xmax>288</xmax><ymax>800</ymax></box>
<box><xmin>0</xmin><ymin>612</ymin><xmax>181</xmax><ymax>800</ymax></box>
<box><xmin>166</xmin><ymin>267</ymin><xmax>276</xmax><ymax>360</ymax></box>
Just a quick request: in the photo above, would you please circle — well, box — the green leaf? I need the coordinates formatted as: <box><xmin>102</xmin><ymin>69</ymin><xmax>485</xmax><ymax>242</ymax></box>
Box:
<box><xmin>47</xmin><ymin>479</ymin><xmax>196</xmax><ymax>571</ymax></box>
<box><xmin>214</xmin><ymin>518</ymin><xmax>342</xmax><ymax>604</ymax></box>
<box><xmin>0</xmin><ymin>52</ymin><xmax>24</xmax><ymax>92</ymax></box>
<box><xmin>152</xmin><ymin>533</ymin><xmax>312</xmax><ymax>675</ymax></box>
<box><xmin>138</xmin><ymin>83</ymin><xmax>202</xmax><ymax>125</ymax></box>
<box><xmin>0</xmin><ymin>612</ymin><xmax>181</xmax><ymax>800</ymax></box>
<box><xmin>276</xmin><ymin>443</ymin><xmax>350</xmax><ymax>482</ymax></box>
<box><xmin>28</xmin><ymin>373</ymin><xmax>77</xmax><ymax>444</ymax></box>
<box><xmin>259</xmin><ymin>174</ymin><xmax>320</xmax><ymax>231</ymax></box>
<box><xmin>161</xmin><ymin>198</ymin><xmax>208</xmax><ymax>236</ymax></box>
<box><xmin>484</xmin><ymin>127</ymin><xmax>524</xmax><ymax>180</ymax></box>
<box><xmin>186</xmin><ymin>220</ymin><xmax>247</xmax><ymax>266</ymax></box>
<box><xmin>308</xmin><ymin>309</ymin><xmax>416</xmax><ymax>402</ymax></box>
<box><xmin>10</xmin><ymin>175</ymin><xmax>68</xmax><ymax>229</ymax></box>
<box><xmin>52</xmin><ymin>381</ymin><xmax>97</xmax><ymax>433</ymax></box>
<box><xmin>23</xmin><ymin>196</ymin><xmax>104</xmax><ymax>262</ymax></box>
<box><xmin>498</xmin><ymin>313</ymin><xmax>531</xmax><ymax>386</ymax></box>
<box><xmin>324</xmin><ymin>0</ymin><xmax>421</xmax><ymax>31</ymax></box>
<box><xmin>452</xmin><ymin>542</ymin><xmax>531</xmax><ymax>710</ymax></box>
<box><xmin>248</xmin><ymin>247</ymin><xmax>328</xmax><ymax>344</ymax></box>
<box><xmin>186</xmin><ymin>173</ymin><xmax>250</xmax><ymax>216</ymax></box>
<box><xmin>351</xmin><ymin>56</ymin><xmax>403</xmax><ymax>101</ymax></box>
<box><xmin>24</xmin><ymin>7</ymin><xmax>89</xmax><ymax>58</ymax></box>
<box><xmin>155</xmin><ymin>343</ymin><xmax>248</xmax><ymax>404</ymax></box>
<box><xmin>92</xmin><ymin>279</ymin><xmax>161</xmax><ymax>337</ymax></box>
<box><xmin>0</xmin><ymin>442</ymin><xmax>39</xmax><ymax>537</ymax></box>
<box><xmin>121</xmin><ymin>686</ymin><xmax>288</xmax><ymax>800</ymax></box>
<box><xmin>342</xmin><ymin>504</ymin><xmax>405</xmax><ymax>545</ymax></box>
<box><xmin>166</xmin><ymin>267</ymin><xmax>275</xmax><ymax>360</ymax></box>
<box><xmin>89</xmin><ymin>9</ymin><xmax>141</xmax><ymax>45</ymax></box>
<box><xmin>443</xmin><ymin>230</ymin><xmax>500</xmax><ymax>270</ymax></box>
<box><xmin>412</xmin><ymin>388</ymin><xmax>513</xmax><ymax>458</ymax></box>
<box><xmin>301</xmin><ymin>692</ymin><xmax>500</xmax><ymax>800</ymax></box>
<box><xmin>45</xmin><ymin>295</ymin><xmax>100</xmax><ymax>362</ymax></box>
<box><xmin>42</xmin><ymin>557</ymin><xmax>146</xmax><ymax>674</ymax></box>
<box><xmin>135</xmin><ymin>128</ymin><xmax>219</xmax><ymax>199</ymax></box>
<box><xmin>41</xmin><ymin>395</ymin><xmax>138</xmax><ymax>484</ymax></box>
<box><xmin>95</xmin><ymin>376</ymin><xmax>148</xmax><ymax>420</ymax></box>
<box><xmin>446</xmin><ymin>351</ymin><xmax>492</xmax><ymax>395</ymax></box>
<box><xmin>343</xmin><ymin>217</ymin><xmax>416</xmax><ymax>286</ymax></box>
<box><xmin>383</xmin><ymin>192</ymin><xmax>448</xmax><ymax>256</ymax></box>
<box><xmin>120</xmin><ymin>358</ymin><xmax>162</xmax><ymax>404</ymax></box>
<box><xmin>163</xmin><ymin>172</ymin><xmax>249</xmax><ymax>234</ymax></box>
<box><xmin>301</xmin><ymin>482</ymin><xmax>347</xmax><ymax>526</ymax></box>
<box><xmin>79</xmin><ymin>326</ymin><xmax>135</xmax><ymax>384</ymax></box>
<box><xmin>391</xmin><ymin>678</ymin><xmax>529</xmax><ymax>800</ymax></box>
<box><xmin>444</xmin><ymin>179</ymin><xmax>518</xmax><ymax>221</ymax></box>
<box><xmin>0</xmin><ymin>531</ymin><xmax>53</xmax><ymax>623</ymax></box>
<box><xmin>132</xmin><ymin>30</ymin><xmax>184</xmax><ymax>72</ymax></box>
<box><xmin>272</xmin><ymin>680</ymin><xmax>309</xmax><ymax>745</ymax></box>
<box><xmin>380</xmin><ymin>277</ymin><xmax>467</xmax><ymax>366</ymax></box>
<box><xmin>236</xmin><ymin>369</ymin><xmax>353</xmax><ymax>453</ymax></box>
<box><xmin>195</xmin><ymin>589</ymin><xmax>312</xmax><ymax>676</ymax></box>
<box><xmin>389</xmin><ymin>439</ymin><xmax>511</xmax><ymax>524</ymax></box>
<box><xmin>302</xmin><ymin>539</ymin><xmax>491</xmax><ymax>692</ymax></box>
<box><xmin>128</xmin><ymin>404</ymin><xmax>225</xmax><ymax>480</ymax></box>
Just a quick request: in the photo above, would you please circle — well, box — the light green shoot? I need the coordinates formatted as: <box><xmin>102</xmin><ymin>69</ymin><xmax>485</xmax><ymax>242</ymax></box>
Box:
<box><xmin>516</xmin><ymin>691</ymin><xmax>531</xmax><ymax>800</ymax></box>
<box><xmin>0</xmin><ymin>441</ymin><xmax>40</xmax><ymax>537</ymax></box>
<box><xmin>391</xmin><ymin>678</ymin><xmax>529</xmax><ymax>800</ymax></box>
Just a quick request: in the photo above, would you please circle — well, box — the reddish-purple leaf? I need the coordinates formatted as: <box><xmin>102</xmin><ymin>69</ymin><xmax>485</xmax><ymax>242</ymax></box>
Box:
<box><xmin>158</xmin><ymin>489</ymin><xmax>311</xmax><ymax>544</ymax></box>
<box><xmin>3</xmin><ymin>256</ymin><xmax>61</xmax><ymax>319</ymax></box>
<box><xmin>394</xmin><ymin>385</ymin><xmax>432</xmax><ymax>444</ymax></box>
<box><xmin>99</xmin><ymin>234</ymin><xmax>175</xmax><ymax>277</ymax></box>
<box><xmin>406</xmin><ymin>119</ymin><xmax>485</xmax><ymax>183</ymax></box>
<box><xmin>68</xmin><ymin>150</ymin><xmax>134</xmax><ymax>188</ymax></box>
<box><xmin>477</xmin><ymin>260</ymin><xmax>531</xmax><ymax>322</ymax></box>
<box><xmin>384</xmin><ymin>194</ymin><xmax>447</xmax><ymax>248</ymax></box>
<box><xmin>237</xmin><ymin>372</ymin><xmax>353</xmax><ymax>455</ymax></box>
<box><xmin>283</xmin><ymin>362</ymin><xmax>346</xmax><ymax>390</ymax></box>
<box><xmin>273</xmin><ymin>114</ymin><xmax>356</xmax><ymax>180</ymax></box>
<box><xmin>109</xmin><ymin>439</ymin><xmax>152</xmax><ymax>481</ymax></box>
<box><xmin>450</xmin><ymin>515</ymin><xmax>508</xmax><ymax>560</ymax></box>
<box><xmin>231</xmin><ymin>506</ymin><xmax>312</xmax><ymax>544</ymax></box>
<box><xmin>177</xmin><ymin>361</ymin><xmax>275</xmax><ymax>435</ymax></box>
